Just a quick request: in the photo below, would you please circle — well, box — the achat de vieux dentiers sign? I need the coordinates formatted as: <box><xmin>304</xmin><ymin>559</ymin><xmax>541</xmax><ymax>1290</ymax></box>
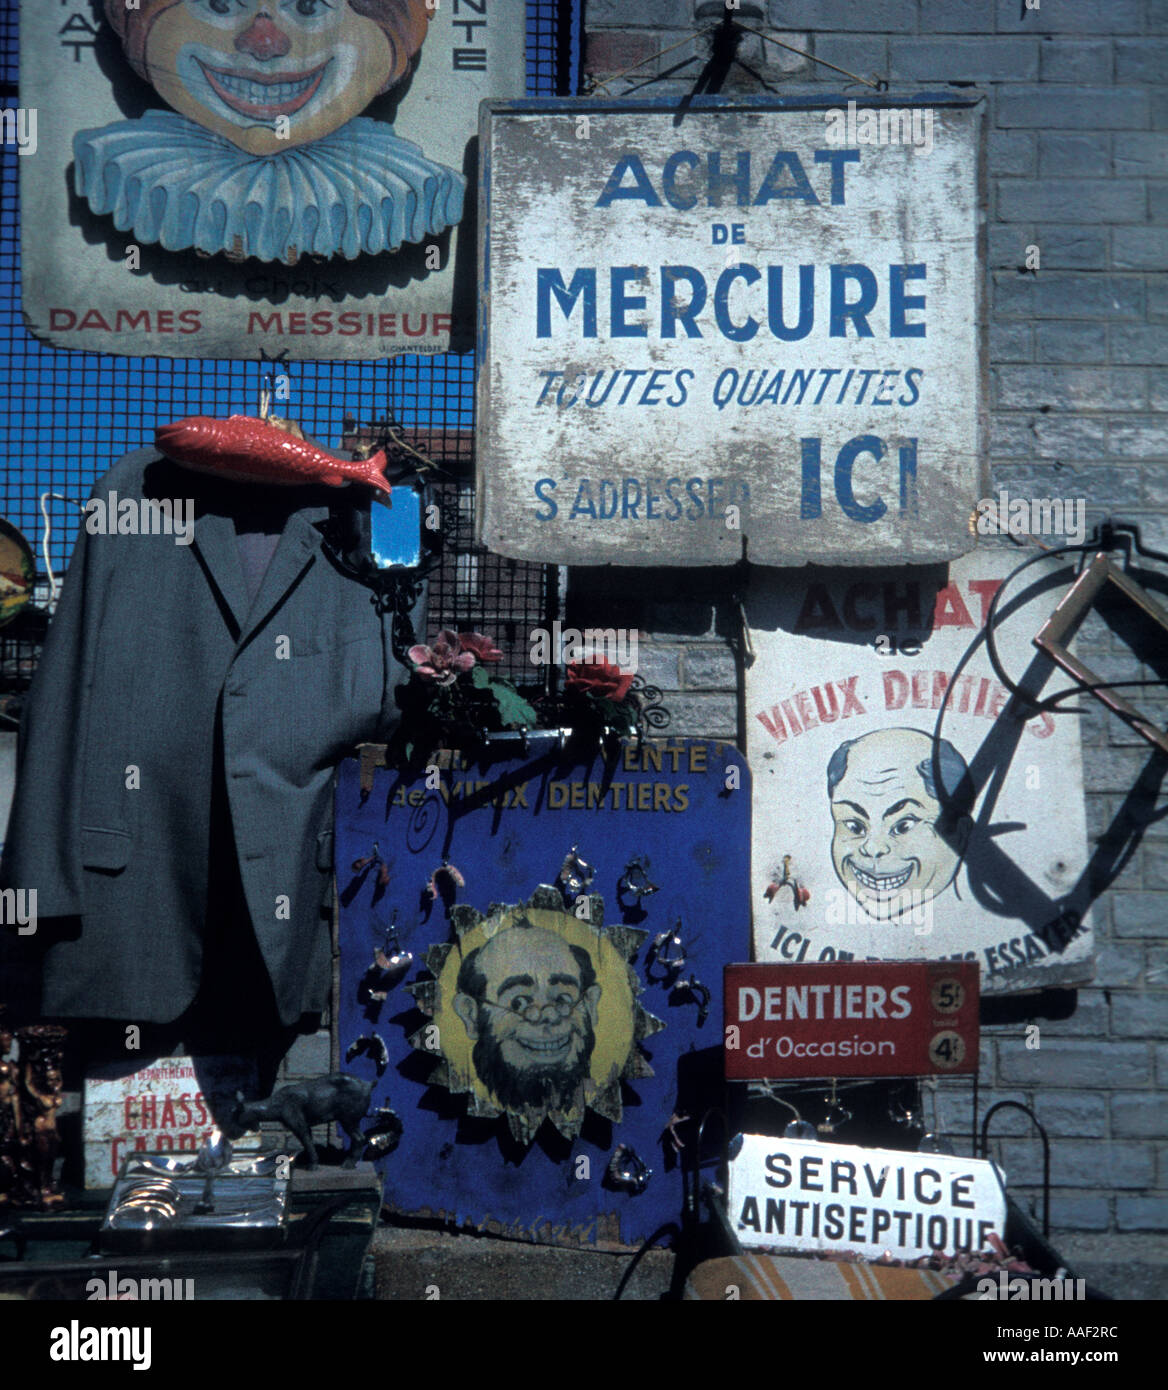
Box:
<box><xmin>477</xmin><ymin>97</ymin><xmax>985</xmax><ymax>567</ymax></box>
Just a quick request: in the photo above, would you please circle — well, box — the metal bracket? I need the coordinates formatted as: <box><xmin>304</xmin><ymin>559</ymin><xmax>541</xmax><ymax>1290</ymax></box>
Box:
<box><xmin>1034</xmin><ymin>551</ymin><xmax>1168</xmax><ymax>754</ymax></box>
<box><xmin>980</xmin><ymin>1100</ymin><xmax>1050</xmax><ymax>1238</ymax></box>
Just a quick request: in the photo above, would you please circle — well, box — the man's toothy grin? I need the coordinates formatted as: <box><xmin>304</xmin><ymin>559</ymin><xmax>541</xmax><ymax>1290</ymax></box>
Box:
<box><xmin>198</xmin><ymin>60</ymin><xmax>330</xmax><ymax>119</ymax></box>
<box><xmin>515</xmin><ymin>1035</ymin><xmax>572</xmax><ymax>1056</ymax></box>
<box><xmin>850</xmin><ymin>862</ymin><xmax>914</xmax><ymax>894</ymax></box>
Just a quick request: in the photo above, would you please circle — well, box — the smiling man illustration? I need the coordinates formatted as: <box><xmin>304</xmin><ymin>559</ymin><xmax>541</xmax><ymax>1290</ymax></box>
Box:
<box><xmin>827</xmin><ymin>727</ymin><xmax>974</xmax><ymax>922</ymax></box>
<box><xmin>452</xmin><ymin>922</ymin><xmax>602</xmax><ymax>1117</ymax></box>
<box><xmin>75</xmin><ymin>0</ymin><xmax>464</xmax><ymax>262</ymax></box>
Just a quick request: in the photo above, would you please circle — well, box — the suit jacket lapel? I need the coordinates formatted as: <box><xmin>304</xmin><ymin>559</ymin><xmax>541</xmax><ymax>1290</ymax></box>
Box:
<box><xmin>191</xmin><ymin>506</ymin><xmax>251</xmax><ymax>637</ymax></box>
<box><xmin>239</xmin><ymin>504</ymin><xmax>330</xmax><ymax>644</ymax></box>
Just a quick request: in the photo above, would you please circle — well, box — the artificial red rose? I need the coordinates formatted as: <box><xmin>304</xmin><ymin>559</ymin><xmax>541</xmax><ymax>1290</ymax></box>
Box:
<box><xmin>458</xmin><ymin>632</ymin><xmax>503</xmax><ymax>663</ymax></box>
<box><xmin>566</xmin><ymin>659</ymin><xmax>635</xmax><ymax>703</ymax></box>
<box><xmin>408</xmin><ymin>630</ymin><xmax>476</xmax><ymax>686</ymax></box>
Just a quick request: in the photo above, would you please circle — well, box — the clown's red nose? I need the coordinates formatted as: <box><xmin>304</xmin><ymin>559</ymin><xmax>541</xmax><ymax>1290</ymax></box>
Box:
<box><xmin>235</xmin><ymin>15</ymin><xmax>292</xmax><ymax>61</ymax></box>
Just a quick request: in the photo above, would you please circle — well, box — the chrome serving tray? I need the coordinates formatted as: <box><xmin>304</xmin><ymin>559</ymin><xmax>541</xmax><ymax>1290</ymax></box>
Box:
<box><xmin>101</xmin><ymin>1151</ymin><xmax>289</xmax><ymax>1248</ymax></box>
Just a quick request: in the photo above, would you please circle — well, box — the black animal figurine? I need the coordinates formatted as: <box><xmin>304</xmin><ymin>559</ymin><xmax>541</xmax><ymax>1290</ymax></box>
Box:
<box><xmin>230</xmin><ymin>1073</ymin><xmax>374</xmax><ymax>1170</ymax></box>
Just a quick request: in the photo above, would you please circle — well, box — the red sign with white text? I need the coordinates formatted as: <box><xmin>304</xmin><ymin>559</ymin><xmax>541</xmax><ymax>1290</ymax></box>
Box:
<box><xmin>724</xmin><ymin>961</ymin><xmax>979</xmax><ymax>1080</ymax></box>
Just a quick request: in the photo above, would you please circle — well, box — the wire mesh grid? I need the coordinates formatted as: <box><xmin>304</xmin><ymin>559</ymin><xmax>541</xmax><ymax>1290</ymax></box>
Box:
<box><xmin>0</xmin><ymin>0</ymin><xmax>576</xmax><ymax>693</ymax></box>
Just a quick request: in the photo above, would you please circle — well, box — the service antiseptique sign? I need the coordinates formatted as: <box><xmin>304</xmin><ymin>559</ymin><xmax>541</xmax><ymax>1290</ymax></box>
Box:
<box><xmin>477</xmin><ymin>96</ymin><xmax>985</xmax><ymax>566</ymax></box>
<box><xmin>729</xmin><ymin>1135</ymin><xmax>1006</xmax><ymax>1261</ymax></box>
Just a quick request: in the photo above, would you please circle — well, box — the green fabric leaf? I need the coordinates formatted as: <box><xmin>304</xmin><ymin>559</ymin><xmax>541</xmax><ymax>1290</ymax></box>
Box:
<box><xmin>486</xmin><ymin>677</ymin><xmax>537</xmax><ymax>729</ymax></box>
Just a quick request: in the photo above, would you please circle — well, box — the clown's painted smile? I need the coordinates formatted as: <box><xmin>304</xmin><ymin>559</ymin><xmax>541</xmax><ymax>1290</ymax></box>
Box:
<box><xmin>172</xmin><ymin>41</ymin><xmax>361</xmax><ymax>145</ymax></box>
<box><xmin>144</xmin><ymin>3</ymin><xmax>396</xmax><ymax>155</ymax></box>
<box><xmin>196</xmin><ymin>56</ymin><xmax>332</xmax><ymax>120</ymax></box>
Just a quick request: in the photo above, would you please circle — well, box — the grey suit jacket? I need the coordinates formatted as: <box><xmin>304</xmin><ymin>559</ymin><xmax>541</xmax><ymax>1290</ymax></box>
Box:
<box><xmin>2</xmin><ymin>447</ymin><xmax>413</xmax><ymax>1025</ymax></box>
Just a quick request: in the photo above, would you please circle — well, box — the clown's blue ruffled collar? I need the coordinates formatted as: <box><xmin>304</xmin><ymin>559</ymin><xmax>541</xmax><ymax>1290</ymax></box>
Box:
<box><xmin>74</xmin><ymin>109</ymin><xmax>465</xmax><ymax>263</ymax></box>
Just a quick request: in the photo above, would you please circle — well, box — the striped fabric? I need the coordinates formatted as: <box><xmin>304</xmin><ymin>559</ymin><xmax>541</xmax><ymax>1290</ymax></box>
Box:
<box><xmin>684</xmin><ymin>1254</ymin><xmax>958</xmax><ymax>1301</ymax></box>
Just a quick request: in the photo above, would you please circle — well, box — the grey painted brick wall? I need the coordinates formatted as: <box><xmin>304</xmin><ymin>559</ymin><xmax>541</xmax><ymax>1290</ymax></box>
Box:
<box><xmin>579</xmin><ymin>0</ymin><xmax>1168</xmax><ymax>1245</ymax></box>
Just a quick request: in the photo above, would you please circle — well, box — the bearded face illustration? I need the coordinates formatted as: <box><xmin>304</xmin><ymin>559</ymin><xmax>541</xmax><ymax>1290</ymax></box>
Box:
<box><xmin>408</xmin><ymin>894</ymin><xmax>661</xmax><ymax>1146</ymax></box>
<box><xmin>453</xmin><ymin>925</ymin><xmax>602</xmax><ymax>1116</ymax></box>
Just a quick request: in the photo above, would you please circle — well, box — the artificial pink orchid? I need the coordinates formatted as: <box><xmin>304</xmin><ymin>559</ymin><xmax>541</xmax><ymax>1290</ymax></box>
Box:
<box><xmin>408</xmin><ymin>630</ymin><xmax>476</xmax><ymax>686</ymax></box>
<box><xmin>458</xmin><ymin>632</ymin><xmax>504</xmax><ymax>663</ymax></box>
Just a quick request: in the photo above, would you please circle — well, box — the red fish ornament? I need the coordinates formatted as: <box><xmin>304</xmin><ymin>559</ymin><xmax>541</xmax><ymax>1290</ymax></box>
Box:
<box><xmin>155</xmin><ymin>414</ymin><xmax>393</xmax><ymax>496</ymax></box>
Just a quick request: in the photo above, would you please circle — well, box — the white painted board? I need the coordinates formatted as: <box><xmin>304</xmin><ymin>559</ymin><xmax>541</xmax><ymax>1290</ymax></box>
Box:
<box><xmin>477</xmin><ymin>97</ymin><xmax>986</xmax><ymax>566</ymax></box>
<box><xmin>745</xmin><ymin>551</ymin><xmax>1095</xmax><ymax>992</ymax></box>
<box><xmin>729</xmin><ymin>1134</ymin><xmax>1006</xmax><ymax>1260</ymax></box>
<box><xmin>84</xmin><ymin>1055</ymin><xmax>258</xmax><ymax>1189</ymax></box>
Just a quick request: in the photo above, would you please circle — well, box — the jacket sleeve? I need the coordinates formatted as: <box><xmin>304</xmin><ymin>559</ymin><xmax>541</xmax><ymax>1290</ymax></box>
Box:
<box><xmin>1</xmin><ymin>496</ymin><xmax>111</xmax><ymax>916</ymax></box>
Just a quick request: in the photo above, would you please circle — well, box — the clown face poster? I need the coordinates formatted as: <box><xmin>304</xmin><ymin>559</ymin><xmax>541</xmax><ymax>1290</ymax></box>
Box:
<box><xmin>21</xmin><ymin>1</ymin><xmax>525</xmax><ymax>359</ymax></box>
<box><xmin>334</xmin><ymin>737</ymin><xmax>749</xmax><ymax>1248</ymax></box>
<box><xmin>746</xmin><ymin>551</ymin><xmax>1095</xmax><ymax>994</ymax></box>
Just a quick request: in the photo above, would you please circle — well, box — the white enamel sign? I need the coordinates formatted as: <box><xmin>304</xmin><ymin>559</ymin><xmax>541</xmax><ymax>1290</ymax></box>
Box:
<box><xmin>477</xmin><ymin>97</ymin><xmax>985</xmax><ymax>566</ymax></box>
<box><xmin>745</xmin><ymin>551</ymin><xmax>1095</xmax><ymax>992</ymax></box>
<box><xmin>83</xmin><ymin>1056</ymin><xmax>256</xmax><ymax>1188</ymax></box>
<box><xmin>729</xmin><ymin>1134</ymin><xmax>1006</xmax><ymax>1260</ymax></box>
